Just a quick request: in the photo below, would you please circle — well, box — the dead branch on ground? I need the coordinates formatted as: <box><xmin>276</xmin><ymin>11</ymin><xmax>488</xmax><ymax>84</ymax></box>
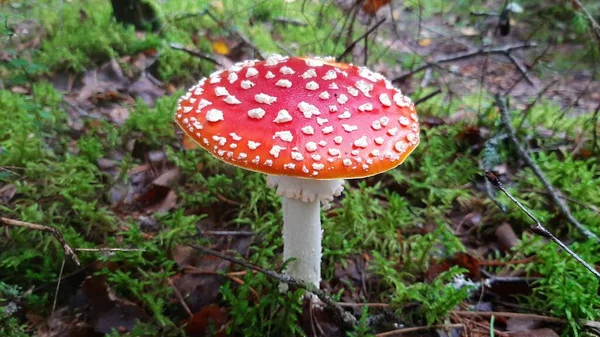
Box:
<box><xmin>189</xmin><ymin>244</ymin><xmax>358</xmax><ymax>328</ymax></box>
<box><xmin>392</xmin><ymin>43</ymin><xmax>536</xmax><ymax>84</ymax></box>
<box><xmin>338</xmin><ymin>18</ymin><xmax>386</xmax><ymax>61</ymax></box>
<box><xmin>485</xmin><ymin>172</ymin><xmax>600</xmax><ymax>279</ymax></box>
<box><xmin>1</xmin><ymin>217</ymin><xmax>81</xmax><ymax>266</ymax></box>
<box><xmin>494</xmin><ymin>95</ymin><xmax>599</xmax><ymax>241</ymax></box>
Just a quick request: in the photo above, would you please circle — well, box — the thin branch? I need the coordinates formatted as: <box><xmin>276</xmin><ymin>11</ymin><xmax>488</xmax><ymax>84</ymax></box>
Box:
<box><xmin>494</xmin><ymin>95</ymin><xmax>598</xmax><ymax>241</ymax></box>
<box><xmin>413</xmin><ymin>89</ymin><xmax>442</xmax><ymax>106</ymax></box>
<box><xmin>168</xmin><ymin>43</ymin><xmax>222</xmax><ymax>66</ymax></box>
<box><xmin>485</xmin><ymin>172</ymin><xmax>600</xmax><ymax>279</ymax></box>
<box><xmin>188</xmin><ymin>244</ymin><xmax>357</xmax><ymax>328</ymax></box>
<box><xmin>338</xmin><ymin>18</ymin><xmax>386</xmax><ymax>61</ymax></box>
<box><xmin>392</xmin><ymin>42</ymin><xmax>536</xmax><ymax>83</ymax></box>
<box><xmin>0</xmin><ymin>217</ymin><xmax>80</xmax><ymax>266</ymax></box>
<box><xmin>452</xmin><ymin>310</ymin><xmax>600</xmax><ymax>329</ymax></box>
<box><xmin>74</xmin><ymin>248</ymin><xmax>145</xmax><ymax>252</ymax></box>
<box><xmin>167</xmin><ymin>277</ymin><xmax>193</xmax><ymax>318</ymax></box>
<box><xmin>52</xmin><ymin>258</ymin><xmax>66</xmax><ymax>315</ymax></box>
<box><xmin>376</xmin><ymin>323</ymin><xmax>464</xmax><ymax>337</ymax></box>
<box><xmin>571</xmin><ymin>0</ymin><xmax>600</xmax><ymax>52</ymax></box>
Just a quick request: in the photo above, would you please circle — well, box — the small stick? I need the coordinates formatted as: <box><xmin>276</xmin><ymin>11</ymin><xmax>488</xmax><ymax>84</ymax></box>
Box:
<box><xmin>338</xmin><ymin>18</ymin><xmax>386</xmax><ymax>60</ymax></box>
<box><xmin>413</xmin><ymin>89</ymin><xmax>442</xmax><ymax>106</ymax></box>
<box><xmin>452</xmin><ymin>310</ymin><xmax>600</xmax><ymax>329</ymax></box>
<box><xmin>485</xmin><ymin>172</ymin><xmax>600</xmax><ymax>279</ymax></box>
<box><xmin>167</xmin><ymin>277</ymin><xmax>193</xmax><ymax>318</ymax></box>
<box><xmin>393</xmin><ymin>42</ymin><xmax>536</xmax><ymax>83</ymax></box>
<box><xmin>168</xmin><ymin>42</ymin><xmax>222</xmax><ymax>66</ymax></box>
<box><xmin>376</xmin><ymin>323</ymin><xmax>464</xmax><ymax>337</ymax></box>
<box><xmin>495</xmin><ymin>95</ymin><xmax>599</xmax><ymax>240</ymax></box>
<box><xmin>52</xmin><ymin>258</ymin><xmax>66</xmax><ymax>315</ymax></box>
<box><xmin>200</xmin><ymin>230</ymin><xmax>256</xmax><ymax>236</ymax></box>
<box><xmin>75</xmin><ymin>248</ymin><xmax>145</xmax><ymax>252</ymax></box>
<box><xmin>0</xmin><ymin>217</ymin><xmax>80</xmax><ymax>266</ymax></box>
<box><xmin>188</xmin><ymin>244</ymin><xmax>357</xmax><ymax>328</ymax></box>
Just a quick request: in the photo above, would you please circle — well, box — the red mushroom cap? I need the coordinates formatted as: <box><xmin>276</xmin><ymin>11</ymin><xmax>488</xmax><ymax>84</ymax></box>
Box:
<box><xmin>174</xmin><ymin>55</ymin><xmax>419</xmax><ymax>179</ymax></box>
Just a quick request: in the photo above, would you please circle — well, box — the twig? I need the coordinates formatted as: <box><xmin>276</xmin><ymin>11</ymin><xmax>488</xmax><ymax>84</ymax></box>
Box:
<box><xmin>168</xmin><ymin>43</ymin><xmax>222</xmax><ymax>66</ymax></box>
<box><xmin>376</xmin><ymin>323</ymin><xmax>464</xmax><ymax>337</ymax></box>
<box><xmin>571</xmin><ymin>0</ymin><xmax>600</xmax><ymax>52</ymax></box>
<box><xmin>521</xmin><ymin>188</ymin><xmax>599</xmax><ymax>215</ymax></box>
<box><xmin>494</xmin><ymin>95</ymin><xmax>599</xmax><ymax>241</ymax></box>
<box><xmin>167</xmin><ymin>277</ymin><xmax>193</xmax><ymax>318</ymax></box>
<box><xmin>451</xmin><ymin>310</ymin><xmax>600</xmax><ymax>329</ymax></box>
<box><xmin>200</xmin><ymin>230</ymin><xmax>256</xmax><ymax>236</ymax></box>
<box><xmin>0</xmin><ymin>217</ymin><xmax>81</xmax><ymax>266</ymax></box>
<box><xmin>505</xmin><ymin>52</ymin><xmax>535</xmax><ymax>86</ymax></box>
<box><xmin>485</xmin><ymin>172</ymin><xmax>600</xmax><ymax>279</ymax></box>
<box><xmin>338</xmin><ymin>18</ymin><xmax>386</xmax><ymax>61</ymax></box>
<box><xmin>52</xmin><ymin>258</ymin><xmax>66</xmax><ymax>315</ymax></box>
<box><xmin>413</xmin><ymin>89</ymin><xmax>441</xmax><ymax>106</ymax></box>
<box><xmin>392</xmin><ymin>42</ymin><xmax>536</xmax><ymax>83</ymax></box>
<box><xmin>188</xmin><ymin>244</ymin><xmax>357</xmax><ymax>328</ymax></box>
<box><xmin>74</xmin><ymin>247</ymin><xmax>145</xmax><ymax>252</ymax></box>
<box><xmin>273</xmin><ymin>16</ymin><xmax>307</xmax><ymax>27</ymax></box>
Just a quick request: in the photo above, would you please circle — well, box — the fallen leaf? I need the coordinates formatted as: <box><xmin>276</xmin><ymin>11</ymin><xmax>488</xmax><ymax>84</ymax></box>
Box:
<box><xmin>81</xmin><ymin>276</ymin><xmax>147</xmax><ymax>334</ymax></box>
<box><xmin>509</xmin><ymin>328</ymin><xmax>559</xmax><ymax>337</ymax></box>
<box><xmin>185</xmin><ymin>305</ymin><xmax>228</xmax><ymax>337</ymax></box>
<box><xmin>0</xmin><ymin>184</ymin><xmax>17</xmax><ymax>204</ymax></box>
<box><xmin>128</xmin><ymin>75</ymin><xmax>165</xmax><ymax>106</ymax></box>
<box><xmin>212</xmin><ymin>40</ymin><xmax>230</xmax><ymax>55</ymax></box>
<box><xmin>362</xmin><ymin>0</ymin><xmax>391</xmax><ymax>15</ymax></box>
<box><xmin>496</xmin><ymin>222</ymin><xmax>518</xmax><ymax>251</ymax></box>
<box><xmin>152</xmin><ymin>168</ymin><xmax>180</xmax><ymax>187</ymax></box>
<box><xmin>418</xmin><ymin>38</ymin><xmax>433</xmax><ymax>47</ymax></box>
<box><xmin>425</xmin><ymin>252</ymin><xmax>480</xmax><ymax>282</ymax></box>
<box><xmin>76</xmin><ymin>59</ymin><xmax>127</xmax><ymax>103</ymax></box>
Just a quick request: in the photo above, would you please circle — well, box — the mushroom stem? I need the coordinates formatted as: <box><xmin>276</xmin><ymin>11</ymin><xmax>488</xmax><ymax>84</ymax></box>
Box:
<box><xmin>282</xmin><ymin>197</ymin><xmax>321</xmax><ymax>287</ymax></box>
<box><xmin>267</xmin><ymin>175</ymin><xmax>345</xmax><ymax>288</ymax></box>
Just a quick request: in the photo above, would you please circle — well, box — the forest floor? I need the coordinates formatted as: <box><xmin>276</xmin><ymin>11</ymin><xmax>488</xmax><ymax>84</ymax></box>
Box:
<box><xmin>1</xmin><ymin>0</ymin><xmax>600</xmax><ymax>336</ymax></box>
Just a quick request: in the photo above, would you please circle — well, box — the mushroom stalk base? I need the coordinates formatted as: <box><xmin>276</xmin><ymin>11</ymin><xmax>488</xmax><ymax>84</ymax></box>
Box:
<box><xmin>282</xmin><ymin>197</ymin><xmax>321</xmax><ymax>287</ymax></box>
<box><xmin>267</xmin><ymin>175</ymin><xmax>345</xmax><ymax>288</ymax></box>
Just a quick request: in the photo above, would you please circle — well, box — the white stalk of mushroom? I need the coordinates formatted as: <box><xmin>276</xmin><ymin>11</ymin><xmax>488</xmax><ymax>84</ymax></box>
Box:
<box><xmin>174</xmin><ymin>55</ymin><xmax>420</xmax><ymax>287</ymax></box>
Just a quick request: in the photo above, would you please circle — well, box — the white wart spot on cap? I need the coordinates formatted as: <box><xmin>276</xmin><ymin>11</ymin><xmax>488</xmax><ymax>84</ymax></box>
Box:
<box><xmin>214</xmin><ymin>87</ymin><xmax>229</xmax><ymax>96</ymax></box>
<box><xmin>269</xmin><ymin>145</ymin><xmax>286</xmax><ymax>158</ymax></box>
<box><xmin>301</xmin><ymin>126</ymin><xmax>315</xmax><ymax>135</ymax></box>
<box><xmin>395</xmin><ymin>141</ymin><xmax>406</xmax><ymax>153</ymax></box>
<box><xmin>291</xmin><ymin>151</ymin><xmax>304</xmax><ymax>161</ymax></box>
<box><xmin>342</xmin><ymin>124</ymin><xmax>358</xmax><ymax>132</ymax></box>
<box><xmin>305</xmin><ymin>81</ymin><xmax>319</xmax><ymax>90</ymax></box>
<box><xmin>266</xmin><ymin>71</ymin><xmax>275</xmax><ymax>79</ymax></box>
<box><xmin>298</xmin><ymin>101</ymin><xmax>320</xmax><ymax>118</ymax></box>
<box><xmin>399</xmin><ymin>116</ymin><xmax>410</xmax><ymax>126</ymax></box>
<box><xmin>301</xmin><ymin>68</ymin><xmax>317</xmax><ymax>79</ymax></box>
<box><xmin>322</xmin><ymin>126</ymin><xmax>334</xmax><ymax>134</ymax></box>
<box><xmin>375</xmin><ymin>137</ymin><xmax>384</xmax><ymax>145</ymax></box>
<box><xmin>276</xmin><ymin>79</ymin><xmax>292</xmax><ymax>88</ymax></box>
<box><xmin>358</xmin><ymin>103</ymin><xmax>373</xmax><ymax>111</ymax></box>
<box><xmin>248</xmin><ymin>141</ymin><xmax>261</xmax><ymax>150</ymax></box>
<box><xmin>387</xmin><ymin>127</ymin><xmax>398</xmax><ymax>136</ymax></box>
<box><xmin>273</xmin><ymin>110</ymin><xmax>293</xmax><ymax>123</ymax></box>
<box><xmin>334</xmin><ymin>136</ymin><xmax>343</xmax><ymax>144</ymax></box>
<box><xmin>274</xmin><ymin>131</ymin><xmax>293</xmax><ymax>143</ymax></box>
<box><xmin>255</xmin><ymin>93</ymin><xmax>277</xmax><ymax>104</ymax></box>
<box><xmin>319</xmin><ymin>91</ymin><xmax>330</xmax><ymax>100</ymax></box>
<box><xmin>224</xmin><ymin>95</ymin><xmax>241</xmax><ymax>105</ymax></box>
<box><xmin>280</xmin><ymin>66</ymin><xmax>295</xmax><ymax>75</ymax></box>
<box><xmin>322</xmin><ymin>70</ymin><xmax>337</xmax><ymax>80</ymax></box>
<box><xmin>206</xmin><ymin>109</ymin><xmax>224</xmax><ymax>122</ymax></box>
<box><xmin>241</xmin><ymin>80</ymin><xmax>255</xmax><ymax>89</ymax></box>
<box><xmin>337</xmin><ymin>94</ymin><xmax>348</xmax><ymax>104</ymax></box>
<box><xmin>353</xmin><ymin>136</ymin><xmax>368</xmax><ymax>148</ymax></box>
<box><xmin>230</xmin><ymin>133</ymin><xmax>242</xmax><ymax>141</ymax></box>
<box><xmin>248</xmin><ymin>108</ymin><xmax>266</xmax><ymax>119</ymax></box>
<box><xmin>379</xmin><ymin>93</ymin><xmax>391</xmax><ymax>106</ymax></box>
<box><xmin>343</xmin><ymin>158</ymin><xmax>352</xmax><ymax>166</ymax></box>
<box><xmin>246</xmin><ymin>67</ymin><xmax>259</xmax><ymax>77</ymax></box>
<box><xmin>228</xmin><ymin>72</ymin><xmax>238</xmax><ymax>84</ymax></box>
<box><xmin>337</xmin><ymin>111</ymin><xmax>351</xmax><ymax>119</ymax></box>
<box><xmin>347</xmin><ymin>86</ymin><xmax>359</xmax><ymax>97</ymax></box>
<box><xmin>305</xmin><ymin>142</ymin><xmax>318</xmax><ymax>152</ymax></box>
<box><xmin>316</xmin><ymin>117</ymin><xmax>328</xmax><ymax>125</ymax></box>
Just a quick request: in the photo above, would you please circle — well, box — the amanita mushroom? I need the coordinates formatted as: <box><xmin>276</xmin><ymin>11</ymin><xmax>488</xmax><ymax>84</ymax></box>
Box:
<box><xmin>175</xmin><ymin>55</ymin><xmax>419</xmax><ymax>287</ymax></box>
